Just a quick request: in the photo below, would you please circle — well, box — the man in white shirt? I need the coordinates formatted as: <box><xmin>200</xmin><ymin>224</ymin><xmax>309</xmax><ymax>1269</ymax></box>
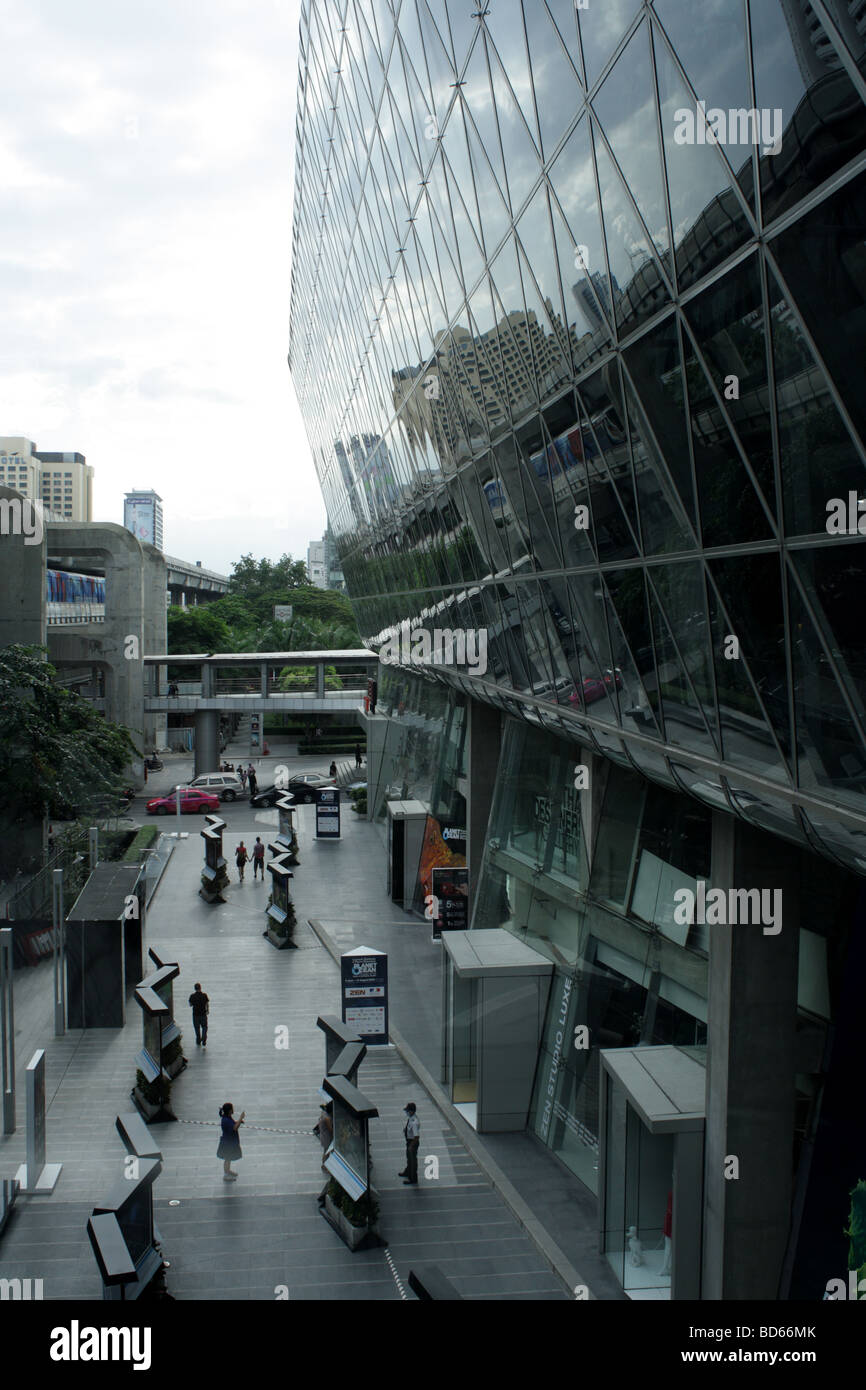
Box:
<box><xmin>399</xmin><ymin>1102</ymin><xmax>420</xmax><ymax>1185</ymax></box>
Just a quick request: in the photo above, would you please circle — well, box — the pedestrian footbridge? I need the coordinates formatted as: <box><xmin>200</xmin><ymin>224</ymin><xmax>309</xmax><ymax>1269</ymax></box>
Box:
<box><xmin>142</xmin><ymin>651</ymin><xmax>377</xmax><ymax>770</ymax></box>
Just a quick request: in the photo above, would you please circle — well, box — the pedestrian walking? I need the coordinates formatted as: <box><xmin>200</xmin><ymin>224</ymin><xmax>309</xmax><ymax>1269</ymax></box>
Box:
<box><xmin>235</xmin><ymin>841</ymin><xmax>250</xmax><ymax>881</ymax></box>
<box><xmin>188</xmin><ymin>982</ymin><xmax>209</xmax><ymax>1047</ymax></box>
<box><xmin>399</xmin><ymin>1102</ymin><xmax>420</xmax><ymax>1185</ymax></box>
<box><xmin>252</xmin><ymin>836</ymin><xmax>265</xmax><ymax>880</ymax></box>
<box><xmin>217</xmin><ymin>1102</ymin><xmax>245</xmax><ymax>1181</ymax></box>
<box><xmin>239</xmin><ymin>766</ymin><xmax>247</xmax><ymax>791</ymax></box>
<box><xmin>329</xmin><ymin>760</ymin><xmax>337</xmax><ymax>779</ymax></box>
<box><xmin>247</xmin><ymin>765</ymin><xmax>258</xmax><ymax>797</ymax></box>
<box><xmin>314</xmin><ymin>1102</ymin><xmax>333</xmax><ymax>1170</ymax></box>
<box><xmin>355</xmin><ymin>743</ymin><xmax>363</xmax><ymax>769</ymax></box>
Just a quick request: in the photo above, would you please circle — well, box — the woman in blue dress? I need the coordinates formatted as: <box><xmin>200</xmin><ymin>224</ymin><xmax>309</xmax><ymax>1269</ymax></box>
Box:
<box><xmin>217</xmin><ymin>1102</ymin><xmax>245</xmax><ymax>1181</ymax></box>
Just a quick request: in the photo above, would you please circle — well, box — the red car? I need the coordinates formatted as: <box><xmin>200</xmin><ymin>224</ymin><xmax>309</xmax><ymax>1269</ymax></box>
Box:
<box><xmin>569</xmin><ymin>668</ymin><xmax>623</xmax><ymax>707</ymax></box>
<box><xmin>146</xmin><ymin>789</ymin><xmax>221</xmax><ymax>816</ymax></box>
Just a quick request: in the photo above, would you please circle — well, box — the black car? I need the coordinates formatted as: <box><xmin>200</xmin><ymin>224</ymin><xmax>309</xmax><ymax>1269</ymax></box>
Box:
<box><xmin>250</xmin><ymin>773</ymin><xmax>336</xmax><ymax>808</ymax></box>
<box><xmin>249</xmin><ymin>784</ymin><xmax>282</xmax><ymax>808</ymax></box>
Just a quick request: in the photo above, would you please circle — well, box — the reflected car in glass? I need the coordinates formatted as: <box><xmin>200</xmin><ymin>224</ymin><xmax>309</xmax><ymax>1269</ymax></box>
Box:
<box><xmin>569</xmin><ymin>668</ymin><xmax>624</xmax><ymax>706</ymax></box>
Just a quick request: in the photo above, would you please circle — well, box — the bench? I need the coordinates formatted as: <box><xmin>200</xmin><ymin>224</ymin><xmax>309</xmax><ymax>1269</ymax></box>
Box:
<box><xmin>408</xmin><ymin>1265</ymin><xmax>463</xmax><ymax>1300</ymax></box>
<box><xmin>115</xmin><ymin>1112</ymin><xmax>162</xmax><ymax>1161</ymax></box>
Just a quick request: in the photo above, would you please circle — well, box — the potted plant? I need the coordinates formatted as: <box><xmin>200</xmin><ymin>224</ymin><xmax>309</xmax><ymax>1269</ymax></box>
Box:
<box><xmin>162</xmin><ymin>1032</ymin><xmax>187</xmax><ymax>1080</ymax></box>
<box><xmin>264</xmin><ymin>892</ymin><xmax>298</xmax><ymax>950</ymax></box>
<box><xmin>323</xmin><ymin>1177</ymin><xmax>380</xmax><ymax>1251</ymax></box>
<box><xmin>132</xmin><ymin>1067</ymin><xmax>177</xmax><ymax>1124</ymax></box>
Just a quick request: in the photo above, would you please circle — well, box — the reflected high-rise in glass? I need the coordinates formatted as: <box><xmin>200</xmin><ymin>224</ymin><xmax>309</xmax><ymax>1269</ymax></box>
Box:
<box><xmin>291</xmin><ymin>1</ymin><xmax>866</xmax><ymax>1300</ymax></box>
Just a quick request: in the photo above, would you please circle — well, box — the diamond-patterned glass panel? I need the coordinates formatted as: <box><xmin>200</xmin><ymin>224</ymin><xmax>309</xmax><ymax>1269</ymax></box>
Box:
<box><xmin>290</xmin><ymin>0</ymin><xmax>866</xmax><ymax>870</ymax></box>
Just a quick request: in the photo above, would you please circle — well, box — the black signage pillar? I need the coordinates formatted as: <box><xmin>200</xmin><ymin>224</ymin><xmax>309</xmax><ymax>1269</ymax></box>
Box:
<box><xmin>340</xmin><ymin>947</ymin><xmax>388</xmax><ymax>1045</ymax></box>
<box><xmin>315</xmin><ymin>787</ymin><xmax>341</xmax><ymax>840</ymax></box>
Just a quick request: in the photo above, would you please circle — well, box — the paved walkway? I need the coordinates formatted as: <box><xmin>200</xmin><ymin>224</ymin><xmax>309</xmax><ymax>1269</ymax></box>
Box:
<box><xmin>0</xmin><ymin>750</ymin><xmax>576</xmax><ymax>1300</ymax></box>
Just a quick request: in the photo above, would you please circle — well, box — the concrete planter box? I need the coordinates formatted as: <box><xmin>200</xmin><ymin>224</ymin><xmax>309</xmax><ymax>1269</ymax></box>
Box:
<box><xmin>131</xmin><ymin>1086</ymin><xmax>177</xmax><ymax>1125</ymax></box>
<box><xmin>322</xmin><ymin>1193</ymin><xmax>377</xmax><ymax>1251</ymax></box>
<box><xmin>265</xmin><ymin>927</ymin><xmax>297</xmax><ymax>950</ymax></box>
<box><xmin>164</xmin><ymin>1052</ymin><xmax>187</xmax><ymax>1080</ymax></box>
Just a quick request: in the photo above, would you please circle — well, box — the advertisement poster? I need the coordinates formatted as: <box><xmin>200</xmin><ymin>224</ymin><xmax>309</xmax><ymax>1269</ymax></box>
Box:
<box><xmin>333</xmin><ymin>1100</ymin><xmax>367</xmax><ymax>1186</ymax></box>
<box><xmin>431</xmin><ymin>865</ymin><xmax>469</xmax><ymax>939</ymax></box>
<box><xmin>340</xmin><ymin>947</ymin><xmax>388</xmax><ymax>1045</ymax></box>
<box><xmin>416</xmin><ymin>815</ymin><xmax>466</xmax><ymax>925</ymax></box>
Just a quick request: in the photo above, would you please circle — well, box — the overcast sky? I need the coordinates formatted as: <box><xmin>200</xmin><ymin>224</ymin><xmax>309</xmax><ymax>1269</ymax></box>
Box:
<box><xmin>0</xmin><ymin>0</ymin><xmax>323</xmax><ymax>575</ymax></box>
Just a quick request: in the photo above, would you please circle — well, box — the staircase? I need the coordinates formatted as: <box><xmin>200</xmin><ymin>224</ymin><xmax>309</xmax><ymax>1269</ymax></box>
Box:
<box><xmin>334</xmin><ymin>759</ymin><xmax>364</xmax><ymax>788</ymax></box>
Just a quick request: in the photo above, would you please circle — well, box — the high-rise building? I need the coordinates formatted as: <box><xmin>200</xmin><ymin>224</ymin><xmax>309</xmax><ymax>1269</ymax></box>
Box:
<box><xmin>0</xmin><ymin>437</ymin><xmax>93</xmax><ymax>520</ymax></box>
<box><xmin>306</xmin><ymin>537</ymin><xmax>326</xmax><ymax>588</ymax></box>
<box><xmin>0</xmin><ymin>437</ymin><xmax>40</xmax><ymax>503</ymax></box>
<box><xmin>124</xmin><ymin>490</ymin><xmax>164</xmax><ymax>550</ymax></box>
<box><xmin>36</xmin><ymin>450</ymin><xmax>93</xmax><ymax>521</ymax></box>
<box><xmin>289</xmin><ymin>1</ymin><xmax>866</xmax><ymax>1300</ymax></box>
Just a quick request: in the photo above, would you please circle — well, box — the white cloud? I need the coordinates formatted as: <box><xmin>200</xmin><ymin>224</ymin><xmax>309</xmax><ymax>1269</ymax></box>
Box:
<box><xmin>0</xmin><ymin>0</ymin><xmax>323</xmax><ymax>574</ymax></box>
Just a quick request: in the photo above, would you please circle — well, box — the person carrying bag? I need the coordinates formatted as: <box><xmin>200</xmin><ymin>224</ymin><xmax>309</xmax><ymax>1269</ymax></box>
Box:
<box><xmin>235</xmin><ymin>842</ymin><xmax>249</xmax><ymax>881</ymax></box>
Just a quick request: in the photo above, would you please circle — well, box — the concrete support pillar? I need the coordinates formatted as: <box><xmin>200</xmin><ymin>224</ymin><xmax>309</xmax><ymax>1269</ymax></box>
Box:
<box><xmin>701</xmin><ymin>812</ymin><xmax>799</xmax><ymax>1299</ymax></box>
<box><xmin>194</xmin><ymin>710</ymin><xmax>220</xmax><ymax>776</ymax></box>
<box><xmin>315</xmin><ymin>662</ymin><xmax>325</xmax><ymax>698</ymax></box>
<box><xmin>466</xmin><ymin>697</ymin><xmax>501</xmax><ymax>911</ymax></box>
<box><xmin>201</xmin><ymin>661</ymin><xmax>213</xmax><ymax>697</ymax></box>
<box><xmin>260</xmin><ymin>663</ymin><xmax>269</xmax><ymax>699</ymax></box>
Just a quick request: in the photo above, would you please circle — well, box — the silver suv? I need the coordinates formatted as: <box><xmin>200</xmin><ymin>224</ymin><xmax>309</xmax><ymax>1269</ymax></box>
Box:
<box><xmin>189</xmin><ymin>772</ymin><xmax>245</xmax><ymax>802</ymax></box>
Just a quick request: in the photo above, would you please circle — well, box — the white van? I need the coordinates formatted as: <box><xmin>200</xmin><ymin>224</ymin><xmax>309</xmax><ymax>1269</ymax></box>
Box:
<box><xmin>189</xmin><ymin>772</ymin><xmax>245</xmax><ymax>802</ymax></box>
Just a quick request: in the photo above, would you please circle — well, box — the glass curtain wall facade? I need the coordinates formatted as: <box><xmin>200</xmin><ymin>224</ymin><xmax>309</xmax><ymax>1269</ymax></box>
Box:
<box><xmin>290</xmin><ymin>0</ymin><xmax>866</xmax><ymax>875</ymax></box>
<box><xmin>290</xmin><ymin>0</ymin><xmax>866</xmax><ymax>1297</ymax></box>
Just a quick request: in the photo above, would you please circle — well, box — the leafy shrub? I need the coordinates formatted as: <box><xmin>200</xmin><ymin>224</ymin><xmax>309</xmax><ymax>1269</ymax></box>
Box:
<box><xmin>162</xmin><ymin>1035</ymin><xmax>183</xmax><ymax>1067</ymax></box>
<box><xmin>326</xmin><ymin>1177</ymin><xmax>379</xmax><ymax>1229</ymax></box>
<box><xmin>135</xmin><ymin>1068</ymin><xmax>171</xmax><ymax>1107</ymax></box>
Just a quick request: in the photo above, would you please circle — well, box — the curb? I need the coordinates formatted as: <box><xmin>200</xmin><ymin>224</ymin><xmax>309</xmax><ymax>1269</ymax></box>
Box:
<box><xmin>307</xmin><ymin>916</ymin><xmax>593</xmax><ymax>1300</ymax></box>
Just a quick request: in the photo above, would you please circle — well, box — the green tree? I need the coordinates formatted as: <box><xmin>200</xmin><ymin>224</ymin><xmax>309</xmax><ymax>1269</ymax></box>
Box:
<box><xmin>0</xmin><ymin>645</ymin><xmax>138</xmax><ymax>868</ymax></box>
<box><xmin>277</xmin><ymin>664</ymin><xmax>343</xmax><ymax>691</ymax></box>
<box><xmin>167</xmin><ymin>605</ymin><xmax>233</xmax><ymax>654</ymax></box>
<box><xmin>228</xmin><ymin>553</ymin><xmax>308</xmax><ymax>604</ymax></box>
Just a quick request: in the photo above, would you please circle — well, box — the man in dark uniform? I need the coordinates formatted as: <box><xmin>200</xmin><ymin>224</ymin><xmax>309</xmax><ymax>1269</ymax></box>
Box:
<box><xmin>399</xmin><ymin>1102</ymin><xmax>420</xmax><ymax>1185</ymax></box>
<box><xmin>189</xmin><ymin>982</ymin><xmax>209</xmax><ymax>1047</ymax></box>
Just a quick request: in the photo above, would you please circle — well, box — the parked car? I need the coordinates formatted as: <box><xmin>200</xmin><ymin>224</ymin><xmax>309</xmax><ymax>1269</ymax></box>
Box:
<box><xmin>189</xmin><ymin>772</ymin><xmax>245</xmax><ymax>802</ymax></box>
<box><xmin>569</xmin><ymin>668</ymin><xmax>623</xmax><ymax>707</ymax></box>
<box><xmin>146</xmin><ymin>789</ymin><xmax>221</xmax><ymax>816</ymax></box>
<box><xmin>251</xmin><ymin>772</ymin><xmax>336</xmax><ymax>807</ymax></box>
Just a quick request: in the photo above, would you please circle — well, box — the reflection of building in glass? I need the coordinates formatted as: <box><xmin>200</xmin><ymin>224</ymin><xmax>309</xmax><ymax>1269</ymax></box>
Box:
<box><xmin>290</xmin><ymin>0</ymin><xmax>866</xmax><ymax>1302</ymax></box>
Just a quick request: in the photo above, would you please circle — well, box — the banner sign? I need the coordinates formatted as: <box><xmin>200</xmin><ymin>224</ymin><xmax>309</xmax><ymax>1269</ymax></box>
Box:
<box><xmin>316</xmin><ymin>787</ymin><xmax>341</xmax><ymax>840</ymax></box>
<box><xmin>340</xmin><ymin>947</ymin><xmax>388</xmax><ymax>1045</ymax></box>
<box><xmin>431</xmin><ymin>866</ymin><xmax>469</xmax><ymax>939</ymax></box>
